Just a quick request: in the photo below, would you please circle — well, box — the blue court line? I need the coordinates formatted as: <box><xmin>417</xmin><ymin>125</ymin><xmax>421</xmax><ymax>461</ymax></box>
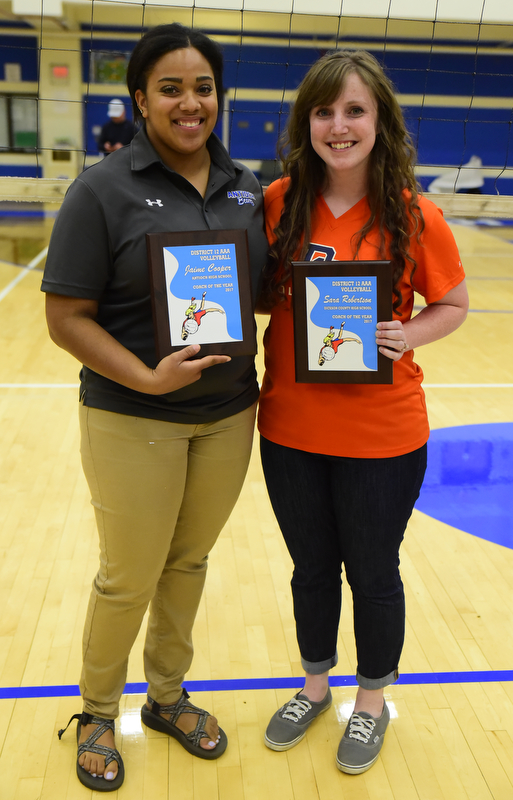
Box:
<box><xmin>1</xmin><ymin>671</ymin><xmax>512</xmax><ymax>700</ymax></box>
<box><xmin>0</xmin><ymin>210</ymin><xmax>51</xmax><ymax>218</ymax></box>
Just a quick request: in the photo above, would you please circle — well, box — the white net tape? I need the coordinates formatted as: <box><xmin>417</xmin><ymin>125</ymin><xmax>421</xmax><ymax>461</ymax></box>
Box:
<box><xmin>1</xmin><ymin>1</ymin><xmax>512</xmax><ymax>219</ymax></box>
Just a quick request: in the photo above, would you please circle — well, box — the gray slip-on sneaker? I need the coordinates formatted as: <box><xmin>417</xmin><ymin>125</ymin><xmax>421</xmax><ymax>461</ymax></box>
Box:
<box><xmin>264</xmin><ymin>689</ymin><xmax>332</xmax><ymax>751</ymax></box>
<box><xmin>336</xmin><ymin>701</ymin><xmax>390</xmax><ymax>774</ymax></box>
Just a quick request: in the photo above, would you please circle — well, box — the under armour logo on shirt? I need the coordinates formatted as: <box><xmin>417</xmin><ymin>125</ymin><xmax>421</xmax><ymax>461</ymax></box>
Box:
<box><xmin>146</xmin><ymin>199</ymin><xmax>163</xmax><ymax>207</ymax></box>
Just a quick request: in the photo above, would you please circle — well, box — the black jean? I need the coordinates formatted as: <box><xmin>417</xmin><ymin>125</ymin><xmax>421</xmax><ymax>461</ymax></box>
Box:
<box><xmin>260</xmin><ymin>436</ymin><xmax>427</xmax><ymax>689</ymax></box>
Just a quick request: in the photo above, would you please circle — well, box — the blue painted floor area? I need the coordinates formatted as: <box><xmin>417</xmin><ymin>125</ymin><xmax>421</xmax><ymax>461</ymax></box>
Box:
<box><xmin>416</xmin><ymin>422</ymin><xmax>513</xmax><ymax>549</ymax></box>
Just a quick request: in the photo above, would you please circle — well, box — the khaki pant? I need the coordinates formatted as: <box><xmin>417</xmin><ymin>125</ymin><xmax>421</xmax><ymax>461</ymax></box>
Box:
<box><xmin>78</xmin><ymin>402</ymin><xmax>256</xmax><ymax>719</ymax></box>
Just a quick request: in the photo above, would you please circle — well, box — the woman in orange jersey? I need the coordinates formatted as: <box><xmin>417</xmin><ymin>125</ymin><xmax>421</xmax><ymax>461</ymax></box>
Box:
<box><xmin>258</xmin><ymin>50</ymin><xmax>468</xmax><ymax>775</ymax></box>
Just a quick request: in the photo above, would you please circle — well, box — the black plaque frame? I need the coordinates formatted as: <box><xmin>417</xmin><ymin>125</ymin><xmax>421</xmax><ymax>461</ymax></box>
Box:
<box><xmin>147</xmin><ymin>229</ymin><xmax>256</xmax><ymax>360</ymax></box>
<box><xmin>292</xmin><ymin>260</ymin><xmax>393</xmax><ymax>384</ymax></box>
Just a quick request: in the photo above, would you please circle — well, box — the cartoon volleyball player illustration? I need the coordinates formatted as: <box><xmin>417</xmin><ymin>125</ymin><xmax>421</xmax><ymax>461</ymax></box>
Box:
<box><xmin>181</xmin><ymin>291</ymin><xmax>225</xmax><ymax>340</ymax></box>
<box><xmin>318</xmin><ymin>322</ymin><xmax>362</xmax><ymax>366</ymax></box>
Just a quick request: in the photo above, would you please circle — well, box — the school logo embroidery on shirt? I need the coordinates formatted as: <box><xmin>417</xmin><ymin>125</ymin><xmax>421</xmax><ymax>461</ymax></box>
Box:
<box><xmin>305</xmin><ymin>243</ymin><xmax>336</xmax><ymax>261</ymax></box>
<box><xmin>146</xmin><ymin>199</ymin><xmax>163</xmax><ymax>207</ymax></box>
<box><xmin>227</xmin><ymin>190</ymin><xmax>255</xmax><ymax>206</ymax></box>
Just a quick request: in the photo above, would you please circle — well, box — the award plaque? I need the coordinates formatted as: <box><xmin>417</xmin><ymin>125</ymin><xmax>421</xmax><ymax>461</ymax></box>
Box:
<box><xmin>147</xmin><ymin>229</ymin><xmax>256</xmax><ymax>359</ymax></box>
<box><xmin>292</xmin><ymin>261</ymin><xmax>393</xmax><ymax>384</ymax></box>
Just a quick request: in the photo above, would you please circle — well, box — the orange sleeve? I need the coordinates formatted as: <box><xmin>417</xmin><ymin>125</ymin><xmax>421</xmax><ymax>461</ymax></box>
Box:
<box><xmin>264</xmin><ymin>178</ymin><xmax>288</xmax><ymax>245</ymax></box>
<box><xmin>409</xmin><ymin>196</ymin><xmax>466</xmax><ymax>304</ymax></box>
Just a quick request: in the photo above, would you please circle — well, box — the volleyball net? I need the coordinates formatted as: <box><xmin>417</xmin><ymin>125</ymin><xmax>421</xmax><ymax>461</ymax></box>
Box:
<box><xmin>1</xmin><ymin>0</ymin><xmax>512</xmax><ymax>218</ymax></box>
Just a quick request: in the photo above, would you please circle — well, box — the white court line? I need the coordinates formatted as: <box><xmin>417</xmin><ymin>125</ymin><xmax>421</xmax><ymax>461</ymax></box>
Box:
<box><xmin>1</xmin><ymin>383</ymin><xmax>512</xmax><ymax>390</ymax></box>
<box><xmin>0</xmin><ymin>246</ymin><xmax>48</xmax><ymax>303</ymax></box>
<box><xmin>0</xmin><ymin>383</ymin><xmax>78</xmax><ymax>388</ymax></box>
<box><xmin>424</xmin><ymin>383</ymin><xmax>513</xmax><ymax>388</ymax></box>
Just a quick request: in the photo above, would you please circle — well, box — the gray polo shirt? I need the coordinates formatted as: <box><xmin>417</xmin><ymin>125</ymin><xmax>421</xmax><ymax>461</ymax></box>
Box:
<box><xmin>42</xmin><ymin>127</ymin><xmax>268</xmax><ymax>424</ymax></box>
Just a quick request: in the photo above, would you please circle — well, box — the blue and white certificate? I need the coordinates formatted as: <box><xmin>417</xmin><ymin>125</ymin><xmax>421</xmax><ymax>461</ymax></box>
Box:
<box><xmin>163</xmin><ymin>242</ymin><xmax>243</xmax><ymax>347</ymax></box>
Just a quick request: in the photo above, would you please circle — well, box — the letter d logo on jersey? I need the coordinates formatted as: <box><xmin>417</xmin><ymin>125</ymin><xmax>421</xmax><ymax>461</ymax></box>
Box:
<box><xmin>304</xmin><ymin>243</ymin><xmax>336</xmax><ymax>262</ymax></box>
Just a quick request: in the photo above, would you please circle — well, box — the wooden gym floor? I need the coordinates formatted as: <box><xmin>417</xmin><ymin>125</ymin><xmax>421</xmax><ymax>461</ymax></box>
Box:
<box><xmin>0</xmin><ymin>215</ymin><xmax>512</xmax><ymax>799</ymax></box>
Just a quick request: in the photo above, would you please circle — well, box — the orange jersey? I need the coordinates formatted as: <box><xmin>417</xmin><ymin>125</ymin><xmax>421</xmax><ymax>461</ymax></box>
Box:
<box><xmin>258</xmin><ymin>179</ymin><xmax>466</xmax><ymax>458</ymax></box>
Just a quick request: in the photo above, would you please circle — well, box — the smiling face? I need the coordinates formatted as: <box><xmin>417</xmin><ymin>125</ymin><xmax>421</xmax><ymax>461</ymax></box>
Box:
<box><xmin>309</xmin><ymin>71</ymin><xmax>379</xmax><ymax>188</ymax></box>
<box><xmin>135</xmin><ymin>46</ymin><xmax>218</xmax><ymax>170</ymax></box>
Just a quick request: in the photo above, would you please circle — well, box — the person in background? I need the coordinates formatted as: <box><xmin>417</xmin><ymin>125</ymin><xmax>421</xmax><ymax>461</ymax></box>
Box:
<box><xmin>98</xmin><ymin>98</ymin><xmax>134</xmax><ymax>154</ymax></box>
<box><xmin>42</xmin><ymin>23</ymin><xmax>266</xmax><ymax>792</ymax></box>
<box><xmin>258</xmin><ymin>49</ymin><xmax>468</xmax><ymax>776</ymax></box>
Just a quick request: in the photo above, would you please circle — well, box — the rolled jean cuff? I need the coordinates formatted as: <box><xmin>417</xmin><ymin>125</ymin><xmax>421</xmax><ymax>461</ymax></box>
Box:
<box><xmin>301</xmin><ymin>650</ymin><xmax>338</xmax><ymax>675</ymax></box>
<box><xmin>356</xmin><ymin>669</ymin><xmax>399</xmax><ymax>690</ymax></box>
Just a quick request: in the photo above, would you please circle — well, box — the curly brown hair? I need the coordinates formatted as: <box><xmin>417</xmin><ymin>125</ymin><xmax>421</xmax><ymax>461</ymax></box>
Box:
<box><xmin>261</xmin><ymin>49</ymin><xmax>424</xmax><ymax>313</ymax></box>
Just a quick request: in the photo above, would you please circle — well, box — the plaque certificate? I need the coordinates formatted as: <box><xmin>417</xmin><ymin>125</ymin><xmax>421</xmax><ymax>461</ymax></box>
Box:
<box><xmin>146</xmin><ymin>229</ymin><xmax>256</xmax><ymax>360</ymax></box>
<box><xmin>292</xmin><ymin>261</ymin><xmax>393</xmax><ymax>384</ymax></box>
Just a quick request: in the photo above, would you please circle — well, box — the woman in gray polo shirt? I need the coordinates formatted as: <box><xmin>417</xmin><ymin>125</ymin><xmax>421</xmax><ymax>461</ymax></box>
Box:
<box><xmin>43</xmin><ymin>24</ymin><xmax>267</xmax><ymax>792</ymax></box>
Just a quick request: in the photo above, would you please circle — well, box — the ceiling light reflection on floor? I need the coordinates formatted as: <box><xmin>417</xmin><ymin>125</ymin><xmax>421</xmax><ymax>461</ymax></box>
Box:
<box><xmin>333</xmin><ymin>698</ymin><xmax>397</xmax><ymax>724</ymax></box>
<box><xmin>119</xmin><ymin>709</ymin><xmax>144</xmax><ymax>736</ymax></box>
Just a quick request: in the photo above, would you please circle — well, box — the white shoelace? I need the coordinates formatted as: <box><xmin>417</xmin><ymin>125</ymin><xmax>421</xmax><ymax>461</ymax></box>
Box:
<box><xmin>281</xmin><ymin>697</ymin><xmax>312</xmax><ymax>722</ymax></box>
<box><xmin>348</xmin><ymin>713</ymin><xmax>376</xmax><ymax>743</ymax></box>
